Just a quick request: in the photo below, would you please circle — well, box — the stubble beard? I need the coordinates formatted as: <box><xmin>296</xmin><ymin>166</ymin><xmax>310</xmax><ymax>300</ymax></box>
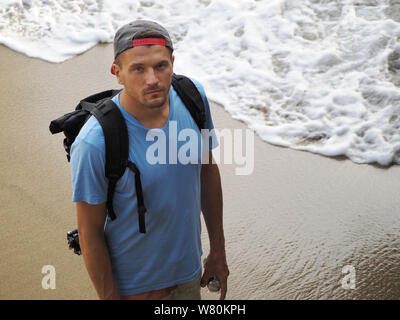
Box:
<box><xmin>142</xmin><ymin>87</ymin><xmax>169</xmax><ymax>109</ymax></box>
<box><xmin>144</xmin><ymin>95</ymin><xmax>168</xmax><ymax>109</ymax></box>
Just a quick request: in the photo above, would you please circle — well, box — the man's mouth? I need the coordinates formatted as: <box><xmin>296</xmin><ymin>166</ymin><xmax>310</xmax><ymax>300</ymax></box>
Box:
<box><xmin>145</xmin><ymin>89</ymin><xmax>162</xmax><ymax>95</ymax></box>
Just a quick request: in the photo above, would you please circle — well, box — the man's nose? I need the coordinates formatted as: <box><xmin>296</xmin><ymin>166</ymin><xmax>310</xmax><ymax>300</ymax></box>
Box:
<box><xmin>145</xmin><ymin>68</ymin><xmax>158</xmax><ymax>87</ymax></box>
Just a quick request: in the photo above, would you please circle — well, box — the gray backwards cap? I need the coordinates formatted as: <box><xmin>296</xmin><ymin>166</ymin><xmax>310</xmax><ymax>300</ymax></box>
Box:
<box><xmin>113</xmin><ymin>20</ymin><xmax>173</xmax><ymax>59</ymax></box>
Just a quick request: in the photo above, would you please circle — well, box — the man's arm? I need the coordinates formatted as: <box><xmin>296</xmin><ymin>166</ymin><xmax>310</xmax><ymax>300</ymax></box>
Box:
<box><xmin>200</xmin><ymin>151</ymin><xmax>229</xmax><ymax>300</ymax></box>
<box><xmin>76</xmin><ymin>201</ymin><xmax>120</xmax><ymax>300</ymax></box>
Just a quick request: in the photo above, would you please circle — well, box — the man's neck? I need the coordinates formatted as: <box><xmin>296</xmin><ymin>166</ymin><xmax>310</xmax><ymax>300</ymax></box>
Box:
<box><xmin>119</xmin><ymin>90</ymin><xmax>170</xmax><ymax>129</ymax></box>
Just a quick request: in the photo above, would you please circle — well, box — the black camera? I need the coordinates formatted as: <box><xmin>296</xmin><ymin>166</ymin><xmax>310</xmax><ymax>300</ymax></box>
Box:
<box><xmin>67</xmin><ymin>228</ymin><xmax>82</xmax><ymax>255</ymax></box>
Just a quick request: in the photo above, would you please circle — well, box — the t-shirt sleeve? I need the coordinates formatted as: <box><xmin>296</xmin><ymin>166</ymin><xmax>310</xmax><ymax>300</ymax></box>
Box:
<box><xmin>190</xmin><ymin>78</ymin><xmax>219</xmax><ymax>150</ymax></box>
<box><xmin>70</xmin><ymin>137</ymin><xmax>108</xmax><ymax>204</ymax></box>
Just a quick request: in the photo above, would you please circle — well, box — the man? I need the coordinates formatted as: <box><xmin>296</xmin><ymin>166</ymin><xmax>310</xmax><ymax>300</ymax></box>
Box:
<box><xmin>70</xmin><ymin>20</ymin><xmax>229</xmax><ymax>300</ymax></box>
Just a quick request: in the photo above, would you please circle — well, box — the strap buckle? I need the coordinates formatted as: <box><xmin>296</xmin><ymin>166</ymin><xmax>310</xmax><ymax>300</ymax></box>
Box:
<box><xmin>138</xmin><ymin>205</ymin><xmax>147</xmax><ymax>216</ymax></box>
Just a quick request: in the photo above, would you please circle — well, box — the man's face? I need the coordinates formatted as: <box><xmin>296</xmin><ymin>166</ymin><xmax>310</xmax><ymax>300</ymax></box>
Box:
<box><xmin>114</xmin><ymin>45</ymin><xmax>174</xmax><ymax>109</ymax></box>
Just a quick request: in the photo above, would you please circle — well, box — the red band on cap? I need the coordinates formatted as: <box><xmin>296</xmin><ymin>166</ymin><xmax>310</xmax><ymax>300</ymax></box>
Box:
<box><xmin>132</xmin><ymin>38</ymin><xmax>166</xmax><ymax>47</ymax></box>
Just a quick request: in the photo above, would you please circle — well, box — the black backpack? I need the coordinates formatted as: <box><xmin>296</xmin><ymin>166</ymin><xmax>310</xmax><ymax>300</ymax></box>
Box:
<box><xmin>50</xmin><ymin>74</ymin><xmax>206</xmax><ymax>234</ymax></box>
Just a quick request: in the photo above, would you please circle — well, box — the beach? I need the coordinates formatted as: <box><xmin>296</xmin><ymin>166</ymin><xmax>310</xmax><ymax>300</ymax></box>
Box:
<box><xmin>0</xmin><ymin>43</ymin><xmax>399</xmax><ymax>299</ymax></box>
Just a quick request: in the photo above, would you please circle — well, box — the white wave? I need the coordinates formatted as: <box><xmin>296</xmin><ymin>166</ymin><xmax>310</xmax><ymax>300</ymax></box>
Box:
<box><xmin>1</xmin><ymin>0</ymin><xmax>400</xmax><ymax>166</ymax></box>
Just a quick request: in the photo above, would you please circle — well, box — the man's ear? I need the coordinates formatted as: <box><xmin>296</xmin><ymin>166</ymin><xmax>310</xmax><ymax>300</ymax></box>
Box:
<box><xmin>112</xmin><ymin>62</ymin><xmax>124</xmax><ymax>85</ymax></box>
<box><xmin>170</xmin><ymin>55</ymin><xmax>175</xmax><ymax>77</ymax></box>
<box><xmin>110</xmin><ymin>61</ymin><xmax>116</xmax><ymax>75</ymax></box>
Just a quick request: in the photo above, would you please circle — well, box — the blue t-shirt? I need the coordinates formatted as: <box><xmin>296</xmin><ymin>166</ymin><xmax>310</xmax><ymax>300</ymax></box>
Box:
<box><xmin>70</xmin><ymin>79</ymin><xmax>218</xmax><ymax>295</ymax></box>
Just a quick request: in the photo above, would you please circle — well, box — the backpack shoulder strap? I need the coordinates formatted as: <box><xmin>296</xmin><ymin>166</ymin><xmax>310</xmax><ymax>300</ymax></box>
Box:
<box><xmin>171</xmin><ymin>74</ymin><xmax>206</xmax><ymax>130</ymax></box>
<box><xmin>79</xmin><ymin>89</ymin><xmax>122</xmax><ymax>109</ymax></box>
<box><xmin>93</xmin><ymin>99</ymin><xmax>148</xmax><ymax>232</ymax></box>
<box><xmin>90</xmin><ymin>99</ymin><xmax>129</xmax><ymax>221</ymax></box>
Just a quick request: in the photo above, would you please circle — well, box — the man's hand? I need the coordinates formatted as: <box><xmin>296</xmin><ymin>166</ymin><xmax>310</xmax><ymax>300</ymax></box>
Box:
<box><xmin>201</xmin><ymin>251</ymin><xmax>230</xmax><ymax>300</ymax></box>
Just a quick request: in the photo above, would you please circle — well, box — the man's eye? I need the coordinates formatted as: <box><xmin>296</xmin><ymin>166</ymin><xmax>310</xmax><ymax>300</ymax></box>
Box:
<box><xmin>157</xmin><ymin>63</ymin><xmax>167</xmax><ymax>70</ymax></box>
<box><xmin>132</xmin><ymin>66</ymin><xmax>144</xmax><ymax>72</ymax></box>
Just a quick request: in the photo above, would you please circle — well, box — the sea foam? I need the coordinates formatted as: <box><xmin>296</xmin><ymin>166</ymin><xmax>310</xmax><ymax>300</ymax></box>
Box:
<box><xmin>1</xmin><ymin>0</ymin><xmax>400</xmax><ymax>166</ymax></box>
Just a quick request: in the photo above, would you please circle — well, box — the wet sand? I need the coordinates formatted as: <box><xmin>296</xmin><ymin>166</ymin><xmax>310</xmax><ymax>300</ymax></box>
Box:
<box><xmin>0</xmin><ymin>43</ymin><xmax>399</xmax><ymax>300</ymax></box>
